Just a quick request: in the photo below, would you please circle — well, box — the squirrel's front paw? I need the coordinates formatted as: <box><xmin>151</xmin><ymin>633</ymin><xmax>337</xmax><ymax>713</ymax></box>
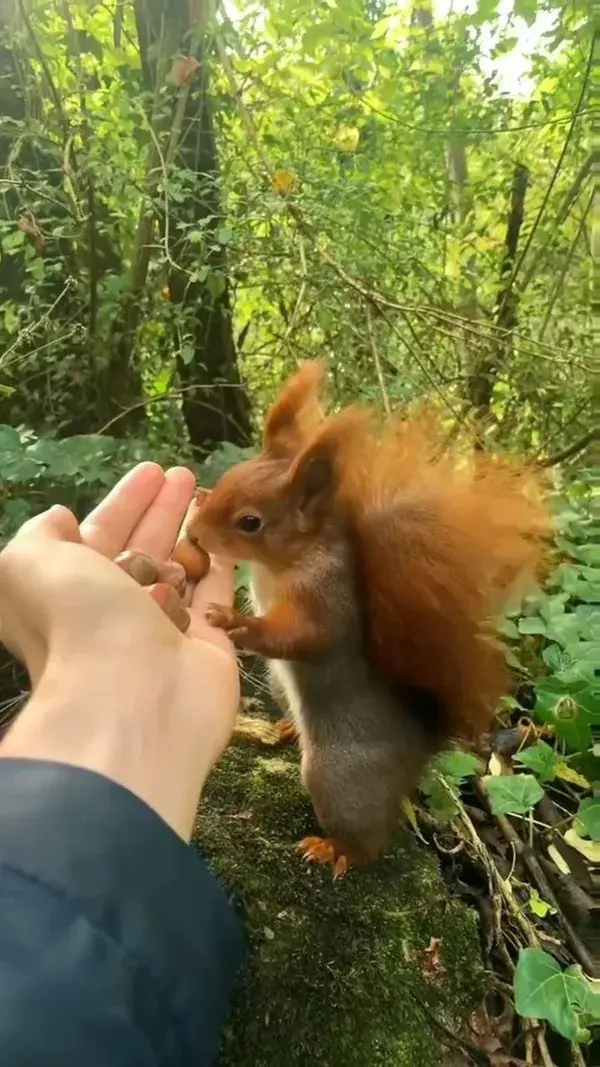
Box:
<box><xmin>205</xmin><ymin>603</ymin><xmax>236</xmax><ymax>629</ymax></box>
<box><xmin>205</xmin><ymin>603</ymin><xmax>250</xmax><ymax>643</ymax></box>
<box><xmin>298</xmin><ymin>836</ymin><xmax>350</xmax><ymax>879</ymax></box>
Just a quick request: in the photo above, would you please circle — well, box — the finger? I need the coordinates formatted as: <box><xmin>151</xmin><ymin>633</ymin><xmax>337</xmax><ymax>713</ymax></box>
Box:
<box><xmin>148</xmin><ymin>583</ymin><xmax>191</xmax><ymax>634</ymax></box>
<box><xmin>12</xmin><ymin>505</ymin><xmax>80</xmax><ymax>546</ymax></box>
<box><xmin>80</xmin><ymin>463</ymin><xmax>165</xmax><ymax>558</ymax></box>
<box><xmin>191</xmin><ymin>556</ymin><xmax>235</xmax><ymax>611</ymax></box>
<box><xmin>126</xmin><ymin>467</ymin><xmax>196</xmax><ymax>560</ymax></box>
<box><xmin>187</xmin><ymin>557</ymin><xmax>236</xmax><ymax>648</ymax></box>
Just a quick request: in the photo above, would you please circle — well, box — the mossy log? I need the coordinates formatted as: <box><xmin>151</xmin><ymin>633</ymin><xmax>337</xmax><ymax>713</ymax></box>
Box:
<box><xmin>194</xmin><ymin>726</ymin><xmax>486</xmax><ymax>1066</ymax></box>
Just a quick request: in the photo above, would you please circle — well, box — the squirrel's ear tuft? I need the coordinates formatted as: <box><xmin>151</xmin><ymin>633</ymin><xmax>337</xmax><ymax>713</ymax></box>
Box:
<box><xmin>263</xmin><ymin>361</ymin><xmax>326</xmax><ymax>457</ymax></box>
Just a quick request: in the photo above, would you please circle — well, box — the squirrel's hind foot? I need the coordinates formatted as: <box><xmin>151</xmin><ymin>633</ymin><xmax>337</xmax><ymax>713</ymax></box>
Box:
<box><xmin>298</xmin><ymin>836</ymin><xmax>349</xmax><ymax>879</ymax></box>
<box><xmin>276</xmin><ymin>718</ymin><xmax>299</xmax><ymax>744</ymax></box>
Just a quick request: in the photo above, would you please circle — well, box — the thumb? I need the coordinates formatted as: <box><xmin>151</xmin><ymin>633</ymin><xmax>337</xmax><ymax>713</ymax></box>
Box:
<box><xmin>14</xmin><ymin>505</ymin><xmax>81</xmax><ymax>547</ymax></box>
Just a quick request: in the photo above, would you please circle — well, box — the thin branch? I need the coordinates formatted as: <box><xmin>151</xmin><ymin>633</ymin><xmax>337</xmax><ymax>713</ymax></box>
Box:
<box><xmin>538</xmin><ymin>192</ymin><xmax>592</xmax><ymax>342</ymax></box>
<box><xmin>520</xmin><ymin>155</ymin><xmax>593</xmax><ymax>295</ymax></box>
<box><xmin>16</xmin><ymin>0</ymin><xmax>70</xmax><ymax>139</ymax></box>
<box><xmin>437</xmin><ymin>775</ymin><xmax>543</xmax><ymax>949</ymax></box>
<box><xmin>535</xmin><ymin>1029</ymin><xmax>555</xmax><ymax>1067</ymax></box>
<box><xmin>475</xmin><ymin>782</ymin><xmax>596</xmax><ymax>975</ymax></box>
<box><xmin>365</xmin><ymin>303</ymin><xmax>391</xmax><ymax>416</ymax></box>
<box><xmin>95</xmin><ymin>382</ymin><xmax>249</xmax><ymax>437</ymax></box>
<box><xmin>513</xmin><ymin>41</ymin><xmax>592</xmax><ymax>290</ymax></box>
<box><xmin>537</xmin><ymin>429</ymin><xmax>597</xmax><ymax>469</ymax></box>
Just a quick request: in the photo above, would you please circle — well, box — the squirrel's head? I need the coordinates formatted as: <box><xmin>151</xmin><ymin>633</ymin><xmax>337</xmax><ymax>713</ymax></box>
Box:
<box><xmin>186</xmin><ymin>361</ymin><xmax>359</xmax><ymax>568</ymax></box>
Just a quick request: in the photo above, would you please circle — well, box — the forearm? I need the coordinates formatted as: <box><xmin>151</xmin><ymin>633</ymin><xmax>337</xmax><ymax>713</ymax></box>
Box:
<box><xmin>0</xmin><ymin>653</ymin><xmax>214</xmax><ymax>842</ymax></box>
<box><xmin>0</xmin><ymin>758</ymin><xmax>245</xmax><ymax>1067</ymax></box>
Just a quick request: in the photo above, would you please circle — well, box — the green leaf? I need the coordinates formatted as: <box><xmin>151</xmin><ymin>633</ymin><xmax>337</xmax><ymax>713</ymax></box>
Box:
<box><xmin>432</xmin><ymin>748</ymin><xmax>482</xmax><ymax>782</ymax></box>
<box><xmin>514</xmin><ymin>949</ymin><xmax>594</xmax><ymax>1042</ymax></box>
<box><xmin>370</xmin><ymin>16</ymin><xmax>392</xmax><ymax>39</ymax></box>
<box><xmin>528</xmin><ymin>888</ymin><xmax>555</xmax><ymax>918</ymax></box>
<box><xmin>515</xmin><ymin>741</ymin><xmax>559</xmax><ymax>782</ymax></box>
<box><xmin>217</xmin><ymin>226</ymin><xmax>233</xmax><ymax>245</ymax></box>
<box><xmin>421</xmin><ymin>776</ymin><xmax>460</xmax><ymax>824</ymax></box>
<box><xmin>1</xmin><ymin>228</ymin><xmax>26</xmax><ymax>252</ymax></box>
<box><xmin>235</xmin><ymin>560</ymin><xmax>251</xmax><ymax>593</ymax></box>
<box><xmin>514</xmin><ymin>0</ymin><xmax>538</xmax><ymax>25</ymax></box>
<box><xmin>0</xmin><ymin>424</ymin><xmax>22</xmax><ymax>450</ymax></box>
<box><xmin>497</xmin><ymin>617</ymin><xmax>519</xmax><ymax>640</ymax></box>
<box><xmin>205</xmin><ymin>270</ymin><xmax>226</xmax><ymax>300</ymax></box>
<box><xmin>179</xmin><ymin>344</ymin><xmax>195</xmax><ymax>365</ymax></box>
<box><xmin>518</xmin><ymin>616</ymin><xmax>547</xmax><ymax>636</ymax></box>
<box><xmin>576</xmin><ymin>544</ymin><xmax>600</xmax><ymax>567</ymax></box>
<box><xmin>485</xmin><ymin>774</ymin><xmax>544</xmax><ymax>815</ymax></box>
<box><xmin>474</xmin><ymin>0</ymin><xmax>500</xmax><ymax>22</ymax></box>
<box><xmin>576</xmin><ymin>797</ymin><xmax>600</xmax><ymax>842</ymax></box>
<box><xmin>541</xmin><ymin>643</ymin><xmax>564</xmax><ymax>670</ymax></box>
<box><xmin>493</xmin><ymin>35</ymin><xmax>518</xmax><ymax>56</ymax></box>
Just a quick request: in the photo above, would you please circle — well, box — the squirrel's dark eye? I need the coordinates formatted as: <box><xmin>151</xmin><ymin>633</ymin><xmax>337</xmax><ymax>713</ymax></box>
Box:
<box><xmin>235</xmin><ymin>513</ymin><xmax>263</xmax><ymax>534</ymax></box>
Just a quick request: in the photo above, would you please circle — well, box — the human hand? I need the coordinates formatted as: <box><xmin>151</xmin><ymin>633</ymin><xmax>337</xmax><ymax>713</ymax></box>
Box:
<box><xmin>0</xmin><ymin>463</ymin><xmax>240</xmax><ymax>839</ymax></box>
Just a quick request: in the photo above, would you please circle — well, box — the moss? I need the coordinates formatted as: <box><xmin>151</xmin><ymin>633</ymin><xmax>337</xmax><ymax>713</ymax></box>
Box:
<box><xmin>194</xmin><ymin>739</ymin><xmax>485</xmax><ymax>1067</ymax></box>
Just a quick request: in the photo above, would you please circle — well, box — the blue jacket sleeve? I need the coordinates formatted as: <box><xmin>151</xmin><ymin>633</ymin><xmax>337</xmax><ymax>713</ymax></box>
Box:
<box><xmin>0</xmin><ymin>759</ymin><xmax>245</xmax><ymax>1067</ymax></box>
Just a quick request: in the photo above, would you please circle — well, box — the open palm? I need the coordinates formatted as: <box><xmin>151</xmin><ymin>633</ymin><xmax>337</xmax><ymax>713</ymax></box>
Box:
<box><xmin>0</xmin><ymin>463</ymin><xmax>240</xmax><ymax>839</ymax></box>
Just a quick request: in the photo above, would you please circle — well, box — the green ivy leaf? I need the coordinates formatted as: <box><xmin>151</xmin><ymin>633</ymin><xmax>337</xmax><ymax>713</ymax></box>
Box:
<box><xmin>576</xmin><ymin>544</ymin><xmax>600</xmax><ymax>567</ymax></box>
<box><xmin>518</xmin><ymin>616</ymin><xmax>547</xmax><ymax>636</ymax></box>
<box><xmin>1</xmin><ymin>228</ymin><xmax>26</xmax><ymax>252</ymax></box>
<box><xmin>515</xmin><ymin>740</ymin><xmax>559</xmax><ymax>782</ymax></box>
<box><xmin>432</xmin><ymin>748</ymin><xmax>482</xmax><ymax>782</ymax></box>
<box><xmin>576</xmin><ymin>797</ymin><xmax>600</xmax><ymax>842</ymax></box>
<box><xmin>0</xmin><ymin>424</ymin><xmax>22</xmax><ymax>450</ymax></box>
<box><xmin>421</xmin><ymin>776</ymin><xmax>460</xmax><ymax>824</ymax></box>
<box><xmin>514</xmin><ymin>949</ymin><xmax>595</xmax><ymax>1042</ymax></box>
<box><xmin>497</xmin><ymin>617</ymin><xmax>519</xmax><ymax>640</ymax></box>
<box><xmin>485</xmin><ymin>774</ymin><xmax>544</xmax><ymax>815</ymax></box>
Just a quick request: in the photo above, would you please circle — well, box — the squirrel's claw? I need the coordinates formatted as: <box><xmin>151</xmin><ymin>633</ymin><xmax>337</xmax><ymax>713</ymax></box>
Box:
<box><xmin>298</xmin><ymin>836</ymin><xmax>350</xmax><ymax>879</ymax></box>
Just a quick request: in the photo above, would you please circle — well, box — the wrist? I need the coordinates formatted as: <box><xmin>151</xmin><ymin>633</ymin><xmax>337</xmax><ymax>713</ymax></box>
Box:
<box><xmin>0</xmin><ymin>648</ymin><xmax>211</xmax><ymax>840</ymax></box>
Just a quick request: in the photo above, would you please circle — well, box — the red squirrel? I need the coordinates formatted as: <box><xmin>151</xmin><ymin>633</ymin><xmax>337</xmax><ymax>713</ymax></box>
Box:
<box><xmin>183</xmin><ymin>362</ymin><xmax>550</xmax><ymax>876</ymax></box>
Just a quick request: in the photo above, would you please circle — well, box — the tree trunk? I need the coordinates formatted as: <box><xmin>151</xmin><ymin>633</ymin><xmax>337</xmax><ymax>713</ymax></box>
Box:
<box><xmin>134</xmin><ymin>0</ymin><xmax>251</xmax><ymax>455</ymax></box>
<box><xmin>467</xmin><ymin>163</ymin><xmax>529</xmax><ymax>423</ymax></box>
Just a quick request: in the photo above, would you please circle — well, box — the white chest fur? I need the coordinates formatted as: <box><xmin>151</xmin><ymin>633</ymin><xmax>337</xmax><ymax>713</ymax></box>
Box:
<box><xmin>249</xmin><ymin>563</ymin><xmax>305</xmax><ymax>730</ymax></box>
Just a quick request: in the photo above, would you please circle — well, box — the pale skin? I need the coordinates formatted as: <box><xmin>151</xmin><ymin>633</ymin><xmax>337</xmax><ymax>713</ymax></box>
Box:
<box><xmin>0</xmin><ymin>463</ymin><xmax>240</xmax><ymax>842</ymax></box>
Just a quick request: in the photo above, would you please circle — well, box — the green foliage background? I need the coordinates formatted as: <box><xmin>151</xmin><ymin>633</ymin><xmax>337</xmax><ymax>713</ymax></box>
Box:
<box><xmin>0</xmin><ymin>0</ymin><xmax>597</xmax><ymax>1054</ymax></box>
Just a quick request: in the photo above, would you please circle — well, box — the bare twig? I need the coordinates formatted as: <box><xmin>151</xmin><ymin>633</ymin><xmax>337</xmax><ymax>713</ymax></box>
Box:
<box><xmin>365</xmin><ymin>303</ymin><xmax>391</xmax><ymax>416</ymax></box>
<box><xmin>475</xmin><ymin>783</ymin><xmax>597</xmax><ymax>975</ymax></box>
<box><xmin>437</xmin><ymin>775</ymin><xmax>543</xmax><ymax>949</ymax></box>
<box><xmin>95</xmin><ymin>381</ymin><xmax>249</xmax><ymax>437</ymax></box>
<box><xmin>16</xmin><ymin>0</ymin><xmax>70</xmax><ymax>139</ymax></box>
<box><xmin>538</xmin><ymin>193</ymin><xmax>592</xmax><ymax>342</ymax></box>
<box><xmin>515</xmin><ymin>41</ymin><xmax>593</xmax><ymax>291</ymax></box>
<box><xmin>538</xmin><ymin>430</ymin><xmax>597</xmax><ymax>469</ymax></box>
<box><xmin>535</xmin><ymin>1028</ymin><xmax>555</xmax><ymax>1067</ymax></box>
<box><xmin>0</xmin><ymin>280</ymin><xmax>74</xmax><ymax>370</ymax></box>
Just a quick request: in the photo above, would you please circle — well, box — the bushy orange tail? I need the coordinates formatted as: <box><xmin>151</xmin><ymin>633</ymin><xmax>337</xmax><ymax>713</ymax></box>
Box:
<box><xmin>329</xmin><ymin>410</ymin><xmax>551</xmax><ymax>736</ymax></box>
